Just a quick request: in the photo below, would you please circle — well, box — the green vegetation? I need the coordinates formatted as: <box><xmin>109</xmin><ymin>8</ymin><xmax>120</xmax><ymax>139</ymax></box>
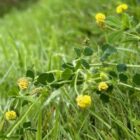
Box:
<box><xmin>0</xmin><ymin>0</ymin><xmax>140</xmax><ymax>139</ymax></box>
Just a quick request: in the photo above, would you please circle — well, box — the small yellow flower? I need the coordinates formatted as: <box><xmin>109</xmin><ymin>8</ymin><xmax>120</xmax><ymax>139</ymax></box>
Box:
<box><xmin>17</xmin><ymin>77</ymin><xmax>29</xmax><ymax>90</ymax></box>
<box><xmin>5</xmin><ymin>111</ymin><xmax>17</xmax><ymax>121</ymax></box>
<box><xmin>95</xmin><ymin>13</ymin><xmax>106</xmax><ymax>27</ymax></box>
<box><xmin>116</xmin><ymin>4</ymin><xmax>128</xmax><ymax>14</ymax></box>
<box><xmin>98</xmin><ymin>82</ymin><xmax>108</xmax><ymax>91</ymax></box>
<box><xmin>76</xmin><ymin>95</ymin><xmax>91</xmax><ymax>108</ymax></box>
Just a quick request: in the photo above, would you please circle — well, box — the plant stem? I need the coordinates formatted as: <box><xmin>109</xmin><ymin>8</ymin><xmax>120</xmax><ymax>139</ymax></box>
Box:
<box><xmin>6</xmin><ymin>103</ymin><xmax>34</xmax><ymax>137</ymax></box>
<box><xmin>118</xmin><ymin>82</ymin><xmax>140</xmax><ymax>91</ymax></box>
<box><xmin>106</xmin><ymin>25</ymin><xmax>140</xmax><ymax>40</ymax></box>
<box><xmin>6</xmin><ymin>97</ymin><xmax>41</xmax><ymax>138</ymax></box>
<box><xmin>74</xmin><ymin>70</ymin><xmax>80</xmax><ymax>95</ymax></box>
<box><xmin>36</xmin><ymin>109</ymin><xmax>42</xmax><ymax>140</ymax></box>
<box><xmin>90</xmin><ymin>63</ymin><xmax>140</xmax><ymax>68</ymax></box>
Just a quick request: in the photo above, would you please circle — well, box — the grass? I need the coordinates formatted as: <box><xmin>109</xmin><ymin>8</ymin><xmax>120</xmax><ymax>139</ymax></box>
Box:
<box><xmin>0</xmin><ymin>0</ymin><xmax>140</xmax><ymax>139</ymax></box>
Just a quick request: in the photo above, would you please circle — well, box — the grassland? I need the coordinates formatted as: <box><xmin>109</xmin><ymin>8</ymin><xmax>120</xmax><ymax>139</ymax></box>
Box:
<box><xmin>0</xmin><ymin>0</ymin><xmax>140</xmax><ymax>139</ymax></box>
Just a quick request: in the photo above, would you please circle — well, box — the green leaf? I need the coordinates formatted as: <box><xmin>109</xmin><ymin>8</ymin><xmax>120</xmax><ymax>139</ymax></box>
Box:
<box><xmin>22</xmin><ymin>100</ymin><xmax>29</xmax><ymax>106</ymax></box>
<box><xmin>117</xmin><ymin>64</ymin><xmax>127</xmax><ymax>72</ymax></box>
<box><xmin>23</xmin><ymin>121</ymin><xmax>31</xmax><ymax>128</ymax></box>
<box><xmin>74</xmin><ymin>47</ymin><xmax>82</xmax><ymax>57</ymax></box>
<box><xmin>136</xmin><ymin>24</ymin><xmax>140</xmax><ymax>34</ymax></box>
<box><xmin>26</xmin><ymin>69</ymin><xmax>34</xmax><ymax>79</ymax></box>
<box><xmin>119</xmin><ymin>73</ymin><xmax>128</xmax><ymax>83</ymax></box>
<box><xmin>83</xmin><ymin>47</ymin><xmax>93</xmax><ymax>56</ymax></box>
<box><xmin>100</xmin><ymin>44</ymin><xmax>117</xmax><ymax>61</ymax></box>
<box><xmin>51</xmin><ymin>81</ymin><xmax>64</xmax><ymax>89</ymax></box>
<box><xmin>109</xmin><ymin>71</ymin><xmax>117</xmax><ymax>79</ymax></box>
<box><xmin>96</xmin><ymin>90</ymin><xmax>102</xmax><ymax>95</ymax></box>
<box><xmin>37</xmin><ymin>73</ymin><xmax>55</xmax><ymax>84</ymax></box>
<box><xmin>46</xmin><ymin>73</ymin><xmax>55</xmax><ymax>83</ymax></box>
<box><xmin>133</xmin><ymin>73</ymin><xmax>140</xmax><ymax>85</ymax></box>
<box><xmin>62</xmin><ymin>68</ymin><xmax>73</xmax><ymax>80</ymax></box>
<box><xmin>106</xmin><ymin>16</ymin><xmax>122</xmax><ymax>29</ymax></box>
<box><xmin>62</xmin><ymin>63</ymin><xmax>74</xmax><ymax>70</ymax></box>
<box><xmin>74</xmin><ymin>60</ymin><xmax>82</xmax><ymax>70</ymax></box>
<box><xmin>107</xmin><ymin>85</ymin><xmax>114</xmax><ymax>92</ymax></box>
<box><xmin>16</xmin><ymin>128</ymin><xmax>24</xmax><ymax>135</ymax></box>
<box><xmin>81</xmin><ymin>59</ymin><xmax>90</xmax><ymax>69</ymax></box>
<box><xmin>37</xmin><ymin>73</ymin><xmax>47</xmax><ymax>85</ymax></box>
<box><xmin>100</xmin><ymin>94</ymin><xmax>109</xmax><ymax>103</ymax></box>
<box><xmin>108</xmin><ymin>31</ymin><xmax>123</xmax><ymax>43</ymax></box>
<box><xmin>122</xmin><ymin>13</ymin><xmax>131</xmax><ymax>30</ymax></box>
<box><xmin>101</xmin><ymin>44</ymin><xmax>111</xmax><ymax>52</ymax></box>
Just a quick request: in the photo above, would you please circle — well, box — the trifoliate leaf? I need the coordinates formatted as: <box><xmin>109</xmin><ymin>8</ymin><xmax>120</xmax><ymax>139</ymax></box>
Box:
<box><xmin>23</xmin><ymin>121</ymin><xmax>31</xmax><ymax>128</ymax></box>
<box><xmin>62</xmin><ymin>68</ymin><xmax>73</xmax><ymax>80</ymax></box>
<box><xmin>37</xmin><ymin>73</ymin><xmax>55</xmax><ymax>84</ymax></box>
<box><xmin>26</xmin><ymin>69</ymin><xmax>34</xmax><ymax>79</ymax></box>
<box><xmin>100</xmin><ymin>44</ymin><xmax>117</xmax><ymax>61</ymax></box>
<box><xmin>62</xmin><ymin>63</ymin><xmax>74</xmax><ymax>70</ymax></box>
<box><xmin>117</xmin><ymin>64</ymin><xmax>127</xmax><ymax>72</ymax></box>
<box><xmin>100</xmin><ymin>94</ymin><xmax>109</xmax><ymax>103</ymax></box>
<box><xmin>74</xmin><ymin>47</ymin><xmax>82</xmax><ymax>57</ymax></box>
<box><xmin>119</xmin><ymin>73</ymin><xmax>128</xmax><ymax>83</ymax></box>
<box><xmin>133</xmin><ymin>73</ymin><xmax>140</xmax><ymax>85</ymax></box>
<box><xmin>109</xmin><ymin>71</ymin><xmax>117</xmax><ymax>79</ymax></box>
<box><xmin>83</xmin><ymin>47</ymin><xmax>93</xmax><ymax>56</ymax></box>
<box><xmin>81</xmin><ymin>59</ymin><xmax>90</xmax><ymax>69</ymax></box>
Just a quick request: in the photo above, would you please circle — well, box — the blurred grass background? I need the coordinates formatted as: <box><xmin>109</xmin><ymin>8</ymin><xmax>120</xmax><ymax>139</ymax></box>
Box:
<box><xmin>0</xmin><ymin>0</ymin><xmax>139</xmax><ymax>102</ymax></box>
<box><xmin>0</xmin><ymin>0</ymin><xmax>38</xmax><ymax>16</ymax></box>
<box><xmin>0</xmin><ymin>0</ymin><xmax>139</xmax><ymax>100</ymax></box>
<box><xmin>0</xmin><ymin>0</ymin><xmax>140</xmax><ymax>139</ymax></box>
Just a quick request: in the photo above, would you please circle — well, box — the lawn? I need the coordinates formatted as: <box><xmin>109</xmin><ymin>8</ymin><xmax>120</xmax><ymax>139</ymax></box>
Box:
<box><xmin>0</xmin><ymin>0</ymin><xmax>140</xmax><ymax>139</ymax></box>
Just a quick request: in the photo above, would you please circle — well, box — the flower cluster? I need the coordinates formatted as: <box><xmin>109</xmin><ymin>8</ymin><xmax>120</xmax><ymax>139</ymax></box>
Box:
<box><xmin>95</xmin><ymin>3</ymin><xmax>128</xmax><ymax>27</ymax></box>
<box><xmin>98</xmin><ymin>82</ymin><xmax>108</xmax><ymax>91</ymax></box>
<box><xmin>95</xmin><ymin>13</ymin><xmax>106</xmax><ymax>27</ymax></box>
<box><xmin>76</xmin><ymin>95</ymin><xmax>91</xmax><ymax>108</ymax></box>
<box><xmin>116</xmin><ymin>3</ymin><xmax>128</xmax><ymax>14</ymax></box>
<box><xmin>17</xmin><ymin>77</ymin><xmax>29</xmax><ymax>90</ymax></box>
<box><xmin>5</xmin><ymin>111</ymin><xmax>17</xmax><ymax>121</ymax></box>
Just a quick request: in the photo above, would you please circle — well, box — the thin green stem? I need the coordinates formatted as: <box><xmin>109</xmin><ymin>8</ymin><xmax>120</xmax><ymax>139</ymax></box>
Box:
<box><xmin>7</xmin><ymin>103</ymin><xmax>34</xmax><ymax>137</ymax></box>
<box><xmin>106</xmin><ymin>25</ymin><xmax>140</xmax><ymax>40</ymax></box>
<box><xmin>118</xmin><ymin>82</ymin><xmax>140</xmax><ymax>91</ymax></box>
<box><xmin>36</xmin><ymin>110</ymin><xmax>42</xmax><ymax>140</ymax></box>
<box><xmin>74</xmin><ymin>70</ymin><xmax>80</xmax><ymax>95</ymax></box>
<box><xmin>6</xmin><ymin>97</ymin><xmax>41</xmax><ymax>137</ymax></box>
<box><xmin>90</xmin><ymin>63</ymin><xmax>140</xmax><ymax>68</ymax></box>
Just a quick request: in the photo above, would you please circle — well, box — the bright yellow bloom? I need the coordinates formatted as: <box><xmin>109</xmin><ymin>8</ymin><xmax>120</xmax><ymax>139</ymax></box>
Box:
<box><xmin>116</xmin><ymin>4</ymin><xmax>128</xmax><ymax>14</ymax></box>
<box><xmin>98</xmin><ymin>82</ymin><xmax>108</xmax><ymax>91</ymax></box>
<box><xmin>5</xmin><ymin>111</ymin><xmax>17</xmax><ymax>121</ymax></box>
<box><xmin>17</xmin><ymin>77</ymin><xmax>29</xmax><ymax>90</ymax></box>
<box><xmin>95</xmin><ymin>13</ymin><xmax>106</xmax><ymax>26</ymax></box>
<box><xmin>76</xmin><ymin>95</ymin><xmax>91</xmax><ymax>108</ymax></box>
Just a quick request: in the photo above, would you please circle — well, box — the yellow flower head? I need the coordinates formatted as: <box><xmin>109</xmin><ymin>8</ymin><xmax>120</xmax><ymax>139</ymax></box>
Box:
<box><xmin>76</xmin><ymin>95</ymin><xmax>91</xmax><ymax>108</ymax></box>
<box><xmin>116</xmin><ymin>4</ymin><xmax>128</xmax><ymax>14</ymax></box>
<box><xmin>5</xmin><ymin>111</ymin><xmax>17</xmax><ymax>121</ymax></box>
<box><xmin>98</xmin><ymin>82</ymin><xmax>108</xmax><ymax>91</ymax></box>
<box><xmin>17</xmin><ymin>77</ymin><xmax>29</xmax><ymax>90</ymax></box>
<box><xmin>95</xmin><ymin>13</ymin><xmax>106</xmax><ymax>26</ymax></box>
